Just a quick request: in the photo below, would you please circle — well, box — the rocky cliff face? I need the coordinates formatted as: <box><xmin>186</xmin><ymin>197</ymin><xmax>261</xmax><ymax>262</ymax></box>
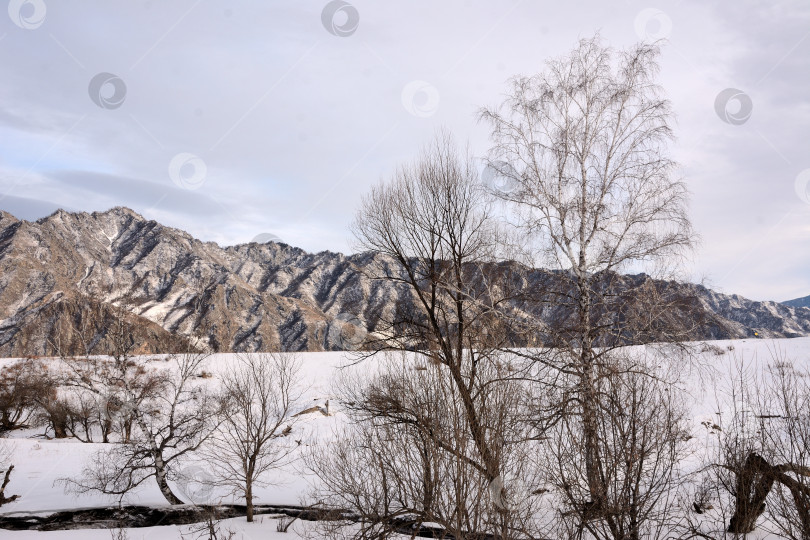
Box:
<box><xmin>1</xmin><ymin>207</ymin><xmax>808</xmax><ymax>357</ymax></box>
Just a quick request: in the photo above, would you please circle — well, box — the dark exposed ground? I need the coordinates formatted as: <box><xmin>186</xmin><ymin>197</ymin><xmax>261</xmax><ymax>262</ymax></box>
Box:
<box><xmin>0</xmin><ymin>504</ymin><xmax>310</xmax><ymax>531</ymax></box>
<box><xmin>0</xmin><ymin>503</ymin><xmax>469</xmax><ymax>538</ymax></box>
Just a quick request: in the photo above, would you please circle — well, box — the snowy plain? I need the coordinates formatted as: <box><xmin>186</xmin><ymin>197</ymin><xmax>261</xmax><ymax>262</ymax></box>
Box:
<box><xmin>1</xmin><ymin>338</ymin><xmax>809</xmax><ymax>538</ymax></box>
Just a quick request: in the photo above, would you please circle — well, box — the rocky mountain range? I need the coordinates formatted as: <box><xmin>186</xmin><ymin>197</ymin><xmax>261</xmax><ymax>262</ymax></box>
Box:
<box><xmin>783</xmin><ymin>295</ymin><xmax>810</xmax><ymax>309</ymax></box>
<box><xmin>1</xmin><ymin>207</ymin><xmax>809</xmax><ymax>357</ymax></box>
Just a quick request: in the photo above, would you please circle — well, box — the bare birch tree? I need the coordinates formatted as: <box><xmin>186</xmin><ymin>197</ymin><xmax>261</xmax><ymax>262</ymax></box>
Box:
<box><xmin>65</xmin><ymin>352</ymin><xmax>218</xmax><ymax>505</ymax></box>
<box><xmin>480</xmin><ymin>35</ymin><xmax>695</xmax><ymax>529</ymax></box>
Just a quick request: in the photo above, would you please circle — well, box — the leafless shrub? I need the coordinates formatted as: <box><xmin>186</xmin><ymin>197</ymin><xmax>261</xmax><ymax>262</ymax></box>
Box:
<box><xmin>309</xmin><ymin>352</ymin><xmax>541</xmax><ymax>540</ymax></box>
<box><xmin>180</xmin><ymin>506</ymin><xmax>236</xmax><ymax>540</ymax></box>
<box><xmin>703</xmin><ymin>349</ymin><xmax>810</xmax><ymax>537</ymax></box>
<box><xmin>277</xmin><ymin>514</ymin><xmax>297</xmax><ymax>533</ymax></box>
<box><xmin>27</xmin><ymin>363</ymin><xmax>73</xmax><ymax>439</ymax></box>
<box><xmin>700</xmin><ymin>343</ymin><xmax>726</xmax><ymax>356</ymax></box>
<box><xmin>1</xmin><ymin>359</ymin><xmax>97</xmax><ymax>441</ymax></box>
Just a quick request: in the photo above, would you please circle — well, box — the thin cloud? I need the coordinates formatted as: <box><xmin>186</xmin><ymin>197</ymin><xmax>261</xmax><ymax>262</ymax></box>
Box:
<box><xmin>49</xmin><ymin>170</ymin><xmax>227</xmax><ymax>218</ymax></box>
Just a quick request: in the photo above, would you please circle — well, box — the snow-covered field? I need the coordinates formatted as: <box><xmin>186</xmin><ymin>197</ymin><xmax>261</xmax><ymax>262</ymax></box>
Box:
<box><xmin>0</xmin><ymin>351</ymin><xmax>350</xmax><ymax>512</ymax></box>
<box><xmin>1</xmin><ymin>338</ymin><xmax>809</xmax><ymax>538</ymax></box>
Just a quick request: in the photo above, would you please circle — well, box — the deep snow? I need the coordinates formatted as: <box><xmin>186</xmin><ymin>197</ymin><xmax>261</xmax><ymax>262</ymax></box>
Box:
<box><xmin>1</xmin><ymin>339</ymin><xmax>809</xmax><ymax>538</ymax></box>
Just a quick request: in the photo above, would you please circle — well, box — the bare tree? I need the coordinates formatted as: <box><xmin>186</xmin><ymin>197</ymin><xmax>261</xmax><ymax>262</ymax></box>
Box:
<box><xmin>480</xmin><ymin>35</ymin><xmax>696</xmax><ymax>527</ymax></box>
<box><xmin>313</xmin><ymin>134</ymin><xmax>541</xmax><ymax>539</ymax></box>
<box><xmin>58</xmin><ymin>350</ymin><xmax>161</xmax><ymax>444</ymax></box>
<box><xmin>714</xmin><ymin>357</ymin><xmax>772</xmax><ymax>536</ymax></box>
<box><xmin>759</xmin><ymin>354</ymin><xmax>810</xmax><ymax>540</ymax></box>
<box><xmin>352</xmin><ymin>132</ymin><xmax>518</xmax><ymax>481</ymax></box>
<box><xmin>207</xmin><ymin>353</ymin><xmax>303</xmax><ymax>522</ymax></box>
<box><xmin>28</xmin><ymin>362</ymin><xmax>73</xmax><ymax>439</ymax></box>
<box><xmin>1</xmin><ymin>358</ymin><xmax>91</xmax><ymax>440</ymax></box>
<box><xmin>50</xmin><ymin>299</ymin><xmax>171</xmax><ymax>444</ymax></box>
<box><xmin>708</xmin><ymin>350</ymin><xmax>810</xmax><ymax>537</ymax></box>
<box><xmin>0</xmin><ymin>359</ymin><xmax>40</xmax><ymax>434</ymax></box>
<box><xmin>65</xmin><ymin>352</ymin><xmax>218</xmax><ymax>505</ymax></box>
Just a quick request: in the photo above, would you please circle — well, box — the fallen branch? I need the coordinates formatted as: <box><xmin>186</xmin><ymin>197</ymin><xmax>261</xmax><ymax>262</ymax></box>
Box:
<box><xmin>0</xmin><ymin>465</ymin><xmax>20</xmax><ymax>507</ymax></box>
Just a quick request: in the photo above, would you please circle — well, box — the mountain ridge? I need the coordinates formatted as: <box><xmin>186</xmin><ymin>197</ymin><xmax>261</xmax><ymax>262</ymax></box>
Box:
<box><xmin>1</xmin><ymin>207</ymin><xmax>809</xmax><ymax>357</ymax></box>
<box><xmin>783</xmin><ymin>295</ymin><xmax>810</xmax><ymax>309</ymax></box>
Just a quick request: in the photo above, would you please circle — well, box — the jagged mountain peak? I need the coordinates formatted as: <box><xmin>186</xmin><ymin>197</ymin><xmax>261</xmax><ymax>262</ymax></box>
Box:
<box><xmin>93</xmin><ymin>206</ymin><xmax>146</xmax><ymax>221</ymax></box>
<box><xmin>37</xmin><ymin>206</ymin><xmax>138</xmax><ymax>224</ymax></box>
<box><xmin>0</xmin><ymin>209</ymin><xmax>20</xmax><ymax>223</ymax></box>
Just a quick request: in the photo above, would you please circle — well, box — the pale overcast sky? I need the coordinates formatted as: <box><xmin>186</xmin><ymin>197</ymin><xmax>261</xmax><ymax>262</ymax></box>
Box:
<box><xmin>0</xmin><ymin>1</ymin><xmax>808</xmax><ymax>302</ymax></box>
